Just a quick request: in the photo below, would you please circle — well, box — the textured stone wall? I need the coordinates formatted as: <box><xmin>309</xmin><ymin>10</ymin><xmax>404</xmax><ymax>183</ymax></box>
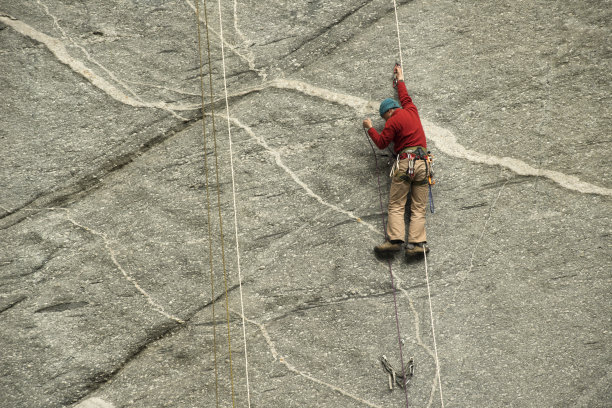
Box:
<box><xmin>1</xmin><ymin>1</ymin><xmax>610</xmax><ymax>407</ymax></box>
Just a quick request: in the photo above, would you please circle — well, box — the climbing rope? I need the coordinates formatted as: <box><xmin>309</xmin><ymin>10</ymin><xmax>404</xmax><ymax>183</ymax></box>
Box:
<box><xmin>216</xmin><ymin>0</ymin><xmax>253</xmax><ymax>405</ymax></box>
<box><xmin>364</xmin><ymin>130</ymin><xmax>389</xmax><ymax>234</ymax></box>
<box><xmin>195</xmin><ymin>0</ymin><xmax>238</xmax><ymax>406</ymax></box>
<box><xmin>364</xmin><ymin>129</ymin><xmax>411</xmax><ymax>408</ymax></box>
<box><xmin>193</xmin><ymin>1</ymin><xmax>220</xmax><ymax>406</ymax></box>
<box><xmin>207</xmin><ymin>11</ymin><xmax>238</xmax><ymax>408</ymax></box>
<box><xmin>391</xmin><ymin>0</ymin><xmax>404</xmax><ymax>69</ymax></box>
<box><xmin>201</xmin><ymin>0</ymin><xmax>237</xmax><ymax>404</ymax></box>
<box><xmin>423</xmin><ymin>249</ymin><xmax>444</xmax><ymax>407</ymax></box>
<box><xmin>386</xmin><ymin>1</ymin><xmax>445</xmax><ymax>406</ymax></box>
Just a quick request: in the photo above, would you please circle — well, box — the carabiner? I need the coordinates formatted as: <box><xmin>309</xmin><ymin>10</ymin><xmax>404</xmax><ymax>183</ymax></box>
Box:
<box><xmin>392</xmin><ymin>62</ymin><xmax>400</xmax><ymax>88</ymax></box>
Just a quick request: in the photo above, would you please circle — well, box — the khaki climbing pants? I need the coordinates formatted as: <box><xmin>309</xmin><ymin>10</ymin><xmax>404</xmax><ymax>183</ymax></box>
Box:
<box><xmin>387</xmin><ymin>159</ymin><xmax>428</xmax><ymax>243</ymax></box>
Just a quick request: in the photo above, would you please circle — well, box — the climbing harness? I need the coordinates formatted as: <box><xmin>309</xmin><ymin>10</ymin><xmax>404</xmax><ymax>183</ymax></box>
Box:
<box><xmin>395</xmin><ymin>146</ymin><xmax>428</xmax><ymax>181</ymax></box>
<box><xmin>397</xmin><ymin>147</ymin><xmax>437</xmax><ymax>214</ymax></box>
<box><xmin>380</xmin><ymin>355</ymin><xmax>415</xmax><ymax>390</ymax></box>
<box><xmin>390</xmin><ymin>146</ymin><xmax>436</xmax><ymax>214</ymax></box>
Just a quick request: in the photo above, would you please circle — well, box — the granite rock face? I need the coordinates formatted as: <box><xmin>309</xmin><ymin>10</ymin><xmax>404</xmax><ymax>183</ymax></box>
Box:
<box><xmin>1</xmin><ymin>1</ymin><xmax>610</xmax><ymax>407</ymax></box>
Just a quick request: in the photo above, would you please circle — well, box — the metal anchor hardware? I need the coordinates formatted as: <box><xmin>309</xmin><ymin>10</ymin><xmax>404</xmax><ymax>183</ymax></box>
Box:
<box><xmin>380</xmin><ymin>355</ymin><xmax>415</xmax><ymax>390</ymax></box>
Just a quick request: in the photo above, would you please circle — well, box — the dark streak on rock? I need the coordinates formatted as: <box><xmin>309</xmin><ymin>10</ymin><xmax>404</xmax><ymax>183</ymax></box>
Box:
<box><xmin>255</xmin><ymin>230</ymin><xmax>291</xmax><ymax>241</ymax></box>
<box><xmin>479</xmin><ymin>176</ymin><xmax>531</xmax><ymax>191</ymax></box>
<box><xmin>0</xmin><ymin>295</ymin><xmax>27</xmax><ymax>314</ymax></box>
<box><xmin>283</xmin><ymin>0</ymin><xmax>372</xmax><ymax>60</ymax></box>
<box><xmin>550</xmin><ymin>274</ymin><xmax>578</xmax><ymax>281</ymax></box>
<box><xmin>191</xmin><ymin>315</ymin><xmax>242</xmax><ymax>327</ymax></box>
<box><xmin>20</xmin><ymin>247</ymin><xmax>62</xmax><ymax>277</ymax></box>
<box><xmin>61</xmin><ymin>321</ymin><xmax>177</xmax><ymax>406</ymax></box>
<box><xmin>35</xmin><ymin>301</ymin><xmax>89</xmax><ymax>313</ymax></box>
<box><xmin>269</xmin><ymin>290</ymin><xmax>395</xmax><ymax>322</ymax></box>
<box><xmin>460</xmin><ymin>202</ymin><xmax>488</xmax><ymax>210</ymax></box>
<box><xmin>225</xmin><ymin>69</ymin><xmax>259</xmax><ymax>81</ymax></box>
<box><xmin>330</xmin><ymin>212</ymin><xmax>386</xmax><ymax>229</ymax></box>
<box><xmin>258</xmin><ymin>35</ymin><xmax>298</xmax><ymax>47</ymax></box>
<box><xmin>0</xmin><ymin>113</ymin><xmax>200</xmax><ymax>230</ymax></box>
<box><xmin>68</xmin><ymin>282</ymin><xmax>242</xmax><ymax>406</ymax></box>
<box><xmin>280</xmin><ymin>0</ymin><xmax>414</xmax><ymax>72</ymax></box>
<box><xmin>252</xmin><ymin>191</ymin><xmax>290</xmax><ymax>199</ymax></box>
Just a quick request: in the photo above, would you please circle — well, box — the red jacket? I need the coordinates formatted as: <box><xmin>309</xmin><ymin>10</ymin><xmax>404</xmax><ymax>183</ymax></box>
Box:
<box><xmin>368</xmin><ymin>81</ymin><xmax>427</xmax><ymax>153</ymax></box>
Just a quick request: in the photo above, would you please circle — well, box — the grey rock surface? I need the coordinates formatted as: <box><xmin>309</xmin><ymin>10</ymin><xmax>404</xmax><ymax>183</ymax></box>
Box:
<box><xmin>1</xmin><ymin>1</ymin><xmax>610</xmax><ymax>407</ymax></box>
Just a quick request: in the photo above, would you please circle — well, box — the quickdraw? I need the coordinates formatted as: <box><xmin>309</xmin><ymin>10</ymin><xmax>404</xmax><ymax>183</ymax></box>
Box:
<box><xmin>427</xmin><ymin>152</ymin><xmax>435</xmax><ymax>213</ymax></box>
<box><xmin>407</xmin><ymin>154</ymin><xmax>416</xmax><ymax>178</ymax></box>
<box><xmin>426</xmin><ymin>153</ymin><xmax>435</xmax><ymax>186</ymax></box>
<box><xmin>397</xmin><ymin>147</ymin><xmax>428</xmax><ymax>181</ymax></box>
<box><xmin>380</xmin><ymin>355</ymin><xmax>415</xmax><ymax>390</ymax></box>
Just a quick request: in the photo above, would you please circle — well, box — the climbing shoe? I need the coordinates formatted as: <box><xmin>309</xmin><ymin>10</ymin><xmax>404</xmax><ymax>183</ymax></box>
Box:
<box><xmin>405</xmin><ymin>242</ymin><xmax>430</xmax><ymax>256</ymax></box>
<box><xmin>374</xmin><ymin>240</ymin><xmax>402</xmax><ymax>254</ymax></box>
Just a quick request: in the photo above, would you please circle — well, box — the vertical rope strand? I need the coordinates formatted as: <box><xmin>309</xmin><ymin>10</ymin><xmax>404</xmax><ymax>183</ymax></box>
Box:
<box><xmin>194</xmin><ymin>1</ymin><xmax>220</xmax><ymax>406</ymax></box>
<box><xmin>391</xmin><ymin>2</ymin><xmax>445</xmax><ymax>405</ymax></box>
<box><xmin>201</xmin><ymin>0</ymin><xmax>236</xmax><ymax>405</ymax></box>
<box><xmin>423</xmin><ymin>250</ymin><xmax>445</xmax><ymax>407</ymax></box>
<box><xmin>216</xmin><ymin>0</ymin><xmax>252</xmax><ymax>406</ymax></box>
<box><xmin>364</xmin><ymin>130</ymin><xmax>410</xmax><ymax>408</ymax></box>
<box><xmin>391</xmin><ymin>0</ymin><xmax>404</xmax><ymax>69</ymax></box>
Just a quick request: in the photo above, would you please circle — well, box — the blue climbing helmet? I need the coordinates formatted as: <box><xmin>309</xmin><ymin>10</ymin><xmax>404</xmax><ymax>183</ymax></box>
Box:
<box><xmin>379</xmin><ymin>98</ymin><xmax>400</xmax><ymax>117</ymax></box>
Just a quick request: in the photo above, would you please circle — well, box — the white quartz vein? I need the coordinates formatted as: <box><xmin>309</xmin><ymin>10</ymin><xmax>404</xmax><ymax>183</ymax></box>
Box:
<box><xmin>74</xmin><ymin>397</ymin><xmax>116</xmax><ymax>408</ymax></box>
<box><xmin>468</xmin><ymin>179</ymin><xmax>510</xmax><ymax>280</ymax></box>
<box><xmin>0</xmin><ymin>14</ymin><xmax>191</xmax><ymax>121</ymax></box>
<box><xmin>184</xmin><ymin>0</ymin><xmax>266</xmax><ymax>80</ymax></box>
<box><xmin>36</xmin><ymin>1</ymin><xmax>146</xmax><ymax>103</ymax></box>
<box><xmin>233</xmin><ymin>0</ymin><xmax>247</xmax><ymax>45</ymax></box>
<box><xmin>225</xmin><ymin>115</ymin><xmax>382</xmax><ymax>236</ymax></box>
<box><xmin>222</xmin><ymin>79</ymin><xmax>611</xmax><ymax>197</ymax></box>
<box><xmin>265</xmin><ymin>80</ymin><xmax>611</xmax><ymax>197</ymax></box>
<box><xmin>2</xmin><ymin>13</ymin><xmax>431</xmax><ymax>400</ymax></box>
<box><xmin>233</xmin><ymin>310</ymin><xmax>383</xmax><ymax>408</ymax></box>
<box><xmin>60</xmin><ymin>209</ymin><xmax>185</xmax><ymax>324</ymax></box>
<box><xmin>1</xmin><ymin>12</ymin><xmax>606</xmax><ymax>197</ymax></box>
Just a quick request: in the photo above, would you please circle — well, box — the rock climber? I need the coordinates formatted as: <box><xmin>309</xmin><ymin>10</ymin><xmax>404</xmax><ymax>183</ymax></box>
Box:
<box><xmin>362</xmin><ymin>65</ymin><xmax>430</xmax><ymax>257</ymax></box>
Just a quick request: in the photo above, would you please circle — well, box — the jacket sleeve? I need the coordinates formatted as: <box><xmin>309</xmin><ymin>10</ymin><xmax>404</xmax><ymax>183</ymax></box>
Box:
<box><xmin>368</xmin><ymin>121</ymin><xmax>397</xmax><ymax>150</ymax></box>
<box><xmin>397</xmin><ymin>80</ymin><xmax>414</xmax><ymax>110</ymax></box>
